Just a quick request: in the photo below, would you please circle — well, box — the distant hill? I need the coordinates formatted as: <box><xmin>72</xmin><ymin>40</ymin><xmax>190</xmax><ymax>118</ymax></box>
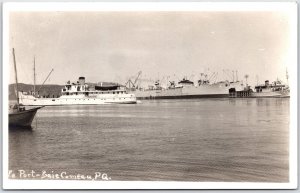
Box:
<box><xmin>9</xmin><ymin>82</ymin><xmax>121</xmax><ymax>100</ymax></box>
<box><xmin>9</xmin><ymin>83</ymin><xmax>63</xmax><ymax>100</ymax></box>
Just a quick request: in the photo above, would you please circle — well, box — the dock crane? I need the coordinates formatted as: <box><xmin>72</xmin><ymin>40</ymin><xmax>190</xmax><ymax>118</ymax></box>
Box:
<box><xmin>125</xmin><ymin>71</ymin><xmax>142</xmax><ymax>90</ymax></box>
<box><xmin>133</xmin><ymin>71</ymin><xmax>142</xmax><ymax>87</ymax></box>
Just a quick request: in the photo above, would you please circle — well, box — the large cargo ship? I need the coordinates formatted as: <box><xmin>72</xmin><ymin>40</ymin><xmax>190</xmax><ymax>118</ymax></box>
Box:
<box><xmin>19</xmin><ymin>77</ymin><xmax>137</xmax><ymax>106</ymax></box>
<box><xmin>130</xmin><ymin>77</ymin><xmax>245</xmax><ymax>99</ymax></box>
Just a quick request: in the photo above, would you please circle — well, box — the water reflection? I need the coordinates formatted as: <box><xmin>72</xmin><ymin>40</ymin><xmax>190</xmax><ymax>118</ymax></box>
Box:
<box><xmin>228</xmin><ymin>98</ymin><xmax>289</xmax><ymax>108</ymax></box>
<box><xmin>228</xmin><ymin>98</ymin><xmax>255</xmax><ymax>106</ymax></box>
<box><xmin>256</xmin><ymin>98</ymin><xmax>270</xmax><ymax>106</ymax></box>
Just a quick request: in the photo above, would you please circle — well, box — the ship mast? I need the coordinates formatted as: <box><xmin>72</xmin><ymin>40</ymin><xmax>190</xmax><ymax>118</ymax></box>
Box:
<box><xmin>12</xmin><ymin>48</ymin><xmax>20</xmax><ymax>106</ymax></box>
<box><xmin>33</xmin><ymin>56</ymin><xmax>36</xmax><ymax>97</ymax></box>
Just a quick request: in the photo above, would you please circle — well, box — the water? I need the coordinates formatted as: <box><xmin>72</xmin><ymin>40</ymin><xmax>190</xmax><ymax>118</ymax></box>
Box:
<box><xmin>9</xmin><ymin>98</ymin><xmax>289</xmax><ymax>182</ymax></box>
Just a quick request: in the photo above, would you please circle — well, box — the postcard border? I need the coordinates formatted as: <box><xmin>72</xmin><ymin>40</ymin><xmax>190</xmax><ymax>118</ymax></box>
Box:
<box><xmin>2</xmin><ymin>2</ymin><xmax>298</xmax><ymax>189</ymax></box>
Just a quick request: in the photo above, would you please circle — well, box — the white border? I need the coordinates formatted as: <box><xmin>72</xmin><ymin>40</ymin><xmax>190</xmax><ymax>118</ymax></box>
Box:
<box><xmin>2</xmin><ymin>2</ymin><xmax>298</xmax><ymax>189</ymax></box>
<box><xmin>2</xmin><ymin>2</ymin><xmax>298</xmax><ymax>12</ymax></box>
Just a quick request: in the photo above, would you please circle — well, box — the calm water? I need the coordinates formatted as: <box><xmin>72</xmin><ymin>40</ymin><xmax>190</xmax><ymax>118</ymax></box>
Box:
<box><xmin>9</xmin><ymin>98</ymin><xmax>289</xmax><ymax>182</ymax></box>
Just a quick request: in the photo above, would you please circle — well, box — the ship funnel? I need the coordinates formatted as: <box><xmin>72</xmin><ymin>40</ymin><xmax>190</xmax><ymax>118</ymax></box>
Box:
<box><xmin>265</xmin><ymin>80</ymin><xmax>269</xmax><ymax>86</ymax></box>
<box><xmin>79</xmin><ymin>77</ymin><xmax>85</xmax><ymax>85</ymax></box>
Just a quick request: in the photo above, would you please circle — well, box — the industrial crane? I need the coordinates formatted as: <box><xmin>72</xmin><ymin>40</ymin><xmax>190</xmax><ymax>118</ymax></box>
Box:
<box><xmin>125</xmin><ymin>71</ymin><xmax>142</xmax><ymax>90</ymax></box>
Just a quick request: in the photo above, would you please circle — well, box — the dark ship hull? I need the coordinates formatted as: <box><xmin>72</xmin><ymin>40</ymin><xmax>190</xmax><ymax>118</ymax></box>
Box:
<box><xmin>9</xmin><ymin>106</ymin><xmax>43</xmax><ymax>127</ymax></box>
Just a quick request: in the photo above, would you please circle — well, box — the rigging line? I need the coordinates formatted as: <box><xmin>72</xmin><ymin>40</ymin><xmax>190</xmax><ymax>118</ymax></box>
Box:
<box><xmin>37</xmin><ymin>68</ymin><xmax>54</xmax><ymax>93</ymax></box>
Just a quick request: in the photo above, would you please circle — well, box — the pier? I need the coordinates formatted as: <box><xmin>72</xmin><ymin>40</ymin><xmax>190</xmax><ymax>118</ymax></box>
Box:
<box><xmin>229</xmin><ymin>88</ymin><xmax>252</xmax><ymax>98</ymax></box>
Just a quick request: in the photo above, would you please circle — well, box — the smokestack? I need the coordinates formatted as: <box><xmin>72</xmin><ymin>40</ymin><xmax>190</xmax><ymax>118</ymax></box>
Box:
<box><xmin>265</xmin><ymin>80</ymin><xmax>269</xmax><ymax>86</ymax></box>
<box><xmin>79</xmin><ymin>77</ymin><xmax>85</xmax><ymax>85</ymax></box>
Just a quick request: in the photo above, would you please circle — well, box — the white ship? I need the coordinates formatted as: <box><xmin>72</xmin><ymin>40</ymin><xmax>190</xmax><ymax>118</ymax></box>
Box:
<box><xmin>19</xmin><ymin>77</ymin><xmax>137</xmax><ymax>106</ymax></box>
<box><xmin>252</xmin><ymin>80</ymin><xmax>290</xmax><ymax>98</ymax></box>
<box><xmin>130</xmin><ymin>77</ymin><xmax>245</xmax><ymax>99</ymax></box>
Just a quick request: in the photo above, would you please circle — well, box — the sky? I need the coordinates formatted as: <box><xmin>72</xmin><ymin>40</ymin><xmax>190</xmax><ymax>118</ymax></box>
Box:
<box><xmin>9</xmin><ymin>10</ymin><xmax>295</xmax><ymax>87</ymax></box>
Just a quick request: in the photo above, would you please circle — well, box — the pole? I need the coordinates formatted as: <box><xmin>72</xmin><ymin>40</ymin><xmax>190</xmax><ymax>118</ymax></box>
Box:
<box><xmin>37</xmin><ymin>68</ymin><xmax>54</xmax><ymax>93</ymax></box>
<box><xmin>12</xmin><ymin>48</ymin><xmax>20</xmax><ymax>106</ymax></box>
<box><xmin>33</xmin><ymin>56</ymin><xmax>36</xmax><ymax>96</ymax></box>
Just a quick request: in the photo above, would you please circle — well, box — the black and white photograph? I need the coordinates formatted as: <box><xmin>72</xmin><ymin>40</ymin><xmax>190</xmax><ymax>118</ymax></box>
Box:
<box><xmin>2</xmin><ymin>2</ymin><xmax>298</xmax><ymax>189</ymax></box>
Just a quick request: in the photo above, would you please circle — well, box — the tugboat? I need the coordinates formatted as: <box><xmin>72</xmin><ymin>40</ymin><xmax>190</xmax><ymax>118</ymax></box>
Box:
<box><xmin>9</xmin><ymin>48</ymin><xmax>43</xmax><ymax>127</ymax></box>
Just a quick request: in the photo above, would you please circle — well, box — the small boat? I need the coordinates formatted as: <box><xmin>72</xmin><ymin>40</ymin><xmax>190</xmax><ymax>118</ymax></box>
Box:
<box><xmin>9</xmin><ymin>48</ymin><xmax>43</xmax><ymax>127</ymax></box>
<box><xmin>9</xmin><ymin>105</ymin><xmax>43</xmax><ymax>127</ymax></box>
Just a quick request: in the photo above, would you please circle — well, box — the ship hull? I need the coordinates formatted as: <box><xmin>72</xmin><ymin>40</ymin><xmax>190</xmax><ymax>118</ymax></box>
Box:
<box><xmin>131</xmin><ymin>82</ymin><xmax>244</xmax><ymax>100</ymax></box>
<box><xmin>19</xmin><ymin>92</ymin><xmax>137</xmax><ymax>106</ymax></box>
<box><xmin>251</xmin><ymin>91</ymin><xmax>290</xmax><ymax>98</ymax></box>
<box><xmin>9</xmin><ymin>107</ymin><xmax>42</xmax><ymax>127</ymax></box>
<box><xmin>137</xmin><ymin>94</ymin><xmax>229</xmax><ymax>99</ymax></box>
<box><xmin>229</xmin><ymin>89</ymin><xmax>290</xmax><ymax>98</ymax></box>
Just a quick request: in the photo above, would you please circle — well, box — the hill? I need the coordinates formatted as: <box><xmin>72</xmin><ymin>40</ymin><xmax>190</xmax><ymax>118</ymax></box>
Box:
<box><xmin>9</xmin><ymin>83</ymin><xmax>63</xmax><ymax>100</ymax></box>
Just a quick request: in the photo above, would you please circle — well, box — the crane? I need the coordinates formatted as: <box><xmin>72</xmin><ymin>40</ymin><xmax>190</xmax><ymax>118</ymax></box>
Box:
<box><xmin>133</xmin><ymin>71</ymin><xmax>142</xmax><ymax>87</ymax></box>
<box><xmin>125</xmin><ymin>71</ymin><xmax>142</xmax><ymax>89</ymax></box>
